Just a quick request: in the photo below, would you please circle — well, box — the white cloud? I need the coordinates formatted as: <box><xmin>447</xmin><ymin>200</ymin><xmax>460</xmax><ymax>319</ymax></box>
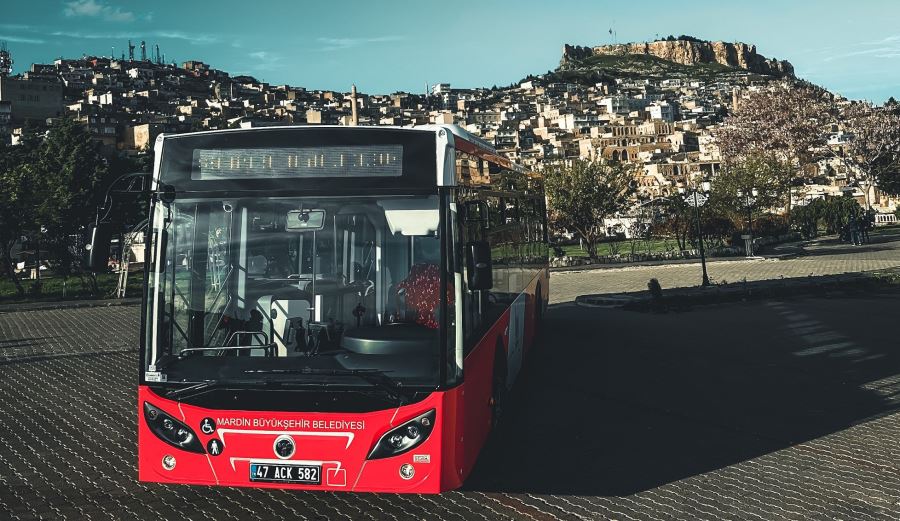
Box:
<box><xmin>823</xmin><ymin>45</ymin><xmax>900</xmax><ymax>62</ymax></box>
<box><xmin>64</xmin><ymin>0</ymin><xmax>103</xmax><ymax>17</ymax></box>
<box><xmin>317</xmin><ymin>35</ymin><xmax>403</xmax><ymax>51</ymax></box>
<box><xmin>0</xmin><ymin>24</ymin><xmax>33</xmax><ymax>31</ymax></box>
<box><xmin>246</xmin><ymin>51</ymin><xmax>285</xmax><ymax>72</ymax></box>
<box><xmin>823</xmin><ymin>34</ymin><xmax>900</xmax><ymax>62</ymax></box>
<box><xmin>50</xmin><ymin>29</ymin><xmax>219</xmax><ymax>45</ymax></box>
<box><xmin>152</xmin><ymin>31</ymin><xmax>218</xmax><ymax>44</ymax></box>
<box><xmin>862</xmin><ymin>34</ymin><xmax>900</xmax><ymax>46</ymax></box>
<box><xmin>63</xmin><ymin>0</ymin><xmax>135</xmax><ymax>22</ymax></box>
<box><xmin>0</xmin><ymin>34</ymin><xmax>45</xmax><ymax>44</ymax></box>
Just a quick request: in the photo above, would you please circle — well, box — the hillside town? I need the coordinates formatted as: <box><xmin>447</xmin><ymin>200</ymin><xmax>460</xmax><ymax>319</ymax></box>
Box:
<box><xmin>1</xmin><ymin>38</ymin><xmax>898</xmax><ymax>221</ymax></box>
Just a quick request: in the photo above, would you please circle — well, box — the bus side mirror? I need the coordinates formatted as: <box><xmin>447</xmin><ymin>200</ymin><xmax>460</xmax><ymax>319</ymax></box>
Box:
<box><xmin>86</xmin><ymin>223</ymin><xmax>113</xmax><ymax>273</ymax></box>
<box><xmin>466</xmin><ymin>241</ymin><xmax>493</xmax><ymax>291</ymax></box>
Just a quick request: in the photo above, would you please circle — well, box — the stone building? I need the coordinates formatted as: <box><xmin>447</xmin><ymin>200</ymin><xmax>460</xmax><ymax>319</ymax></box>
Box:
<box><xmin>0</xmin><ymin>76</ymin><xmax>64</xmax><ymax>122</ymax></box>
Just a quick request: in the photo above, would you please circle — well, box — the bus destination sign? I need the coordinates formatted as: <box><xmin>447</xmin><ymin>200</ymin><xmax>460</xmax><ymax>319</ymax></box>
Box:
<box><xmin>192</xmin><ymin>145</ymin><xmax>403</xmax><ymax>180</ymax></box>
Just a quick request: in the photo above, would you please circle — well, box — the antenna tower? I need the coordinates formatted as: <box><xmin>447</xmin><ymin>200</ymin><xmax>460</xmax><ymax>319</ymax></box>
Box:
<box><xmin>140</xmin><ymin>40</ymin><xmax>146</xmax><ymax>61</ymax></box>
<box><xmin>0</xmin><ymin>42</ymin><xmax>11</xmax><ymax>77</ymax></box>
<box><xmin>128</xmin><ymin>40</ymin><xmax>135</xmax><ymax>61</ymax></box>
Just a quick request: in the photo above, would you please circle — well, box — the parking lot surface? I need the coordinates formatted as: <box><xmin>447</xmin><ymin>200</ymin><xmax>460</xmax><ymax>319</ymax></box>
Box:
<box><xmin>1</xmin><ymin>290</ymin><xmax>899</xmax><ymax>520</ymax></box>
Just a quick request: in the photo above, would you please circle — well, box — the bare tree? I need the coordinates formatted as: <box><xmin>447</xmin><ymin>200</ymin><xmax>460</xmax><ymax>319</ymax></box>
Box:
<box><xmin>841</xmin><ymin>102</ymin><xmax>900</xmax><ymax>200</ymax></box>
<box><xmin>714</xmin><ymin>83</ymin><xmax>834</xmax><ymax>216</ymax></box>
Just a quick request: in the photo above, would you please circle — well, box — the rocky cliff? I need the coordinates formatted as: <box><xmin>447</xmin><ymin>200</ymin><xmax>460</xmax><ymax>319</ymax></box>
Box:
<box><xmin>560</xmin><ymin>40</ymin><xmax>794</xmax><ymax>78</ymax></box>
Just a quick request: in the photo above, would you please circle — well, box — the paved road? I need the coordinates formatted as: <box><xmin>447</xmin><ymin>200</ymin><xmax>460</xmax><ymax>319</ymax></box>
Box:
<box><xmin>1</xmin><ymin>292</ymin><xmax>900</xmax><ymax>520</ymax></box>
<box><xmin>551</xmin><ymin>229</ymin><xmax>900</xmax><ymax>304</ymax></box>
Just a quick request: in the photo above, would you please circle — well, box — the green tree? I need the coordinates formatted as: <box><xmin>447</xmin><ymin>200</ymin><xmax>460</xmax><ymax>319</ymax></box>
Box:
<box><xmin>653</xmin><ymin>193</ymin><xmax>692</xmax><ymax>250</ymax></box>
<box><xmin>1</xmin><ymin>120</ymin><xmax>149</xmax><ymax>298</ymax></box>
<box><xmin>791</xmin><ymin>199</ymin><xmax>822</xmax><ymax>238</ymax></box>
<box><xmin>104</xmin><ymin>148</ymin><xmax>152</xmax><ymax>227</ymax></box>
<box><xmin>820</xmin><ymin>196</ymin><xmax>860</xmax><ymax>235</ymax></box>
<box><xmin>710</xmin><ymin>153</ymin><xmax>790</xmax><ymax>233</ymax></box>
<box><xmin>33</xmin><ymin>118</ymin><xmax>109</xmax><ymax>285</ymax></box>
<box><xmin>544</xmin><ymin>159</ymin><xmax>635</xmax><ymax>260</ymax></box>
<box><xmin>0</xmin><ymin>137</ymin><xmax>40</xmax><ymax>297</ymax></box>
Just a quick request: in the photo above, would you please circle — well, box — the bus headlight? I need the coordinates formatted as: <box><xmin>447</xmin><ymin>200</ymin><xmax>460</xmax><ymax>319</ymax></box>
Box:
<box><xmin>143</xmin><ymin>402</ymin><xmax>205</xmax><ymax>454</ymax></box>
<box><xmin>367</xmin><ymin>409</ymin><xmax>436</xmax><ymax>460</ymax></box>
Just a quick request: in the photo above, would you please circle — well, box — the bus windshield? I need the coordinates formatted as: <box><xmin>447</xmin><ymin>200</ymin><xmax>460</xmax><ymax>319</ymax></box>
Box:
<box><xmin>144</xmin><ymin>195</ymin><xmax>446</xmax><ymax>388</ymax></box>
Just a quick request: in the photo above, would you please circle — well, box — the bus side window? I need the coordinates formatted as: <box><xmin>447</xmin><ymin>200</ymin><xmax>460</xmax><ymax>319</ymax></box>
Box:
<box><xmin>523</xmin><ymin>198</ymin><xmax>534</xmax><ymax>267</ymax></box>
<box><xmin>458</xmin><ymin>192</ymin><xmax>484</xmax><ymax>353</ymax></box>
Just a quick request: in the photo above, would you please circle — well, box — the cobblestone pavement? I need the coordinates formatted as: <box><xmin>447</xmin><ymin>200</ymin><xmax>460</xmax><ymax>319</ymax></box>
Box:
<box><xmin>1</xmin><ymin>295</ymin><xmax>899</xmax><ymax>520</ymax></box>
<box><xmin>551</xmin><ymin>230</ymin><xmax>900</xmax><ymax>304</ymax></box>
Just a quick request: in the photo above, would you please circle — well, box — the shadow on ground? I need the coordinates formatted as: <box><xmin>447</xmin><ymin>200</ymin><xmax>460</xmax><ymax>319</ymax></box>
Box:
<box><xmin>465</xmin><ymin>295</ymin><xmax>900</xmax><ymax>496</ymax></box>
<box><xmin>762</xmin><ymin>227</ymin><xmax>900</xmax><ymax>259</ymax></box>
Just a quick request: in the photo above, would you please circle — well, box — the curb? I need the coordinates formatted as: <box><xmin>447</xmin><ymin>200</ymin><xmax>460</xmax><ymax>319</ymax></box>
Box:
<box><xmin>575</xmin><ymin>294</ymin><xmax>642</xmax><ymax>307</ymax></box>
<box><xmin>573</xmin><ymin>271</ymin><xmax>895</xmax><ymax>311</ymax></box>
<box><xmin>551</xmin><ymin>255</ymin><xmax>771</xmax><ymax>273</ymax></box>
<box><xmin>0</xmin><ymin>297</ymin><xmax>141</xmax><ymax>314</ymax></box>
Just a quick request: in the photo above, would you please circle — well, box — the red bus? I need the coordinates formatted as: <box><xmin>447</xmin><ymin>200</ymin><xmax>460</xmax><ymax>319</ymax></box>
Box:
<box><xmin>135</xmin><ymin>124</ymin><xmax>548</xmax><ymax>493</ymax></box>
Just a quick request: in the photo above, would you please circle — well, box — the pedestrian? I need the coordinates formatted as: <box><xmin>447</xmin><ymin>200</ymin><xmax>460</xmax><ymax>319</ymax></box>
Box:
<box><xmin>848</xmin><ymin>214</ymin><xmax>861</xmax><ymax>246</ymax></box>
<box><xmin>862</xmin><ymin>210</ymin><xmax>874</xmax><ymax>243</ymax></box>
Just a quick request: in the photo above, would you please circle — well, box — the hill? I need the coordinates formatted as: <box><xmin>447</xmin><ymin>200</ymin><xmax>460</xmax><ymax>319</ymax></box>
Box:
<box><xmin>548</xmin><ymin>52</ymin><xmax>775</xmax><ymax>85</ymax></box>
<box><xmin>558</xmin><ymin>38</ymin><xmax>794</xmax><ymax>83</ymax></box>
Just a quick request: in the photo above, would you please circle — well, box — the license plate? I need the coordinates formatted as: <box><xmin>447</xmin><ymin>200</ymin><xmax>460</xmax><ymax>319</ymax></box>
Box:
<box><xmin>249</xmin><ymin>463</ymin><xmax>321</xmax><ymax>484</ymax></box>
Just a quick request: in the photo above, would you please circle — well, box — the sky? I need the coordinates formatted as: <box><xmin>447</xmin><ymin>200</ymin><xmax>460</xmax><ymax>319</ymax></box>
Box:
<box><xmin>3</xmin><ymin>0</ymin><xmax>900</xmax><ymax>102</ymax></box>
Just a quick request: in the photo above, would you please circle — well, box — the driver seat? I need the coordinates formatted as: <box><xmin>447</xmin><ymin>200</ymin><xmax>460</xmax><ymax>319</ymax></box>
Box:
<box><xmin>257</xmin><ymin>296</ymin><xmax>311</xmax><ymax>356</ymax></box>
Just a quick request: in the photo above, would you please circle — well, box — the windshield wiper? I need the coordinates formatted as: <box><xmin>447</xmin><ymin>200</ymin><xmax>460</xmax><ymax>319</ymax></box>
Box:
<box><xmin>155</xmin><ymin>344</ymin><xmax>273</xmax><ymax>371</ymax></box>
<box><xmin>165</xmin><ymin>379</ymin><xmax>222</xmax><ymax>399</ymax></box>
<box><xmin>165</xmin><ymin>377</ymin><xmax>325</xmax><ymax>400</ymax></box>
<box><xmin>243</xmin><ymin>368</ymin><xmax>407</xmax><ymax>404</ymax></box>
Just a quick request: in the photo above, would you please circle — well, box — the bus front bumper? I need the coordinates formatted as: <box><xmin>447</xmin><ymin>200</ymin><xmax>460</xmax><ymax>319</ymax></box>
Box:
<box><xmin>136</xmin><ymin>385</ymin><xmax>462</xmax><ymax>493</ymax></box>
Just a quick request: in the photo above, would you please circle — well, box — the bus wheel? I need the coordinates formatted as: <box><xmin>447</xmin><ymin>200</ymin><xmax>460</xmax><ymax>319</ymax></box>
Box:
<box><xmin>491</xmin><ymin>345</ymin><xmax>507</xmax><ymax>429</ymax></box>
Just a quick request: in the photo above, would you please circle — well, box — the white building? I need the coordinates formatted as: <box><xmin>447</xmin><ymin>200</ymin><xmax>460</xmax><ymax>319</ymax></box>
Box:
<box><xmin>648</xmin><ymin>101</ymin><xmax>675</xmax><ymax>122</ymax></box>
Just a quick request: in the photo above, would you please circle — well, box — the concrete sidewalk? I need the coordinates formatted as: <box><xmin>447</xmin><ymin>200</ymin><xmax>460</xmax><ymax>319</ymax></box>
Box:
<box><xmin>551</xmin><ymin>233</ymin><xmax>900</xmax><ymax>304</ymax></box>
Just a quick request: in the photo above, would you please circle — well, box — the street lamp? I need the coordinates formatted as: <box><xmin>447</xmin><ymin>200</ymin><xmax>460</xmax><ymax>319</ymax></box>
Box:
<box><xmin>736</xmin><ymin>188</ymin><xmax>758</xmax><ymax>257</ymax></box>
<box><xmin>681</xmin><ymin>181</ymin><xmax>711</xmax><ymax>287</ymax></box>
